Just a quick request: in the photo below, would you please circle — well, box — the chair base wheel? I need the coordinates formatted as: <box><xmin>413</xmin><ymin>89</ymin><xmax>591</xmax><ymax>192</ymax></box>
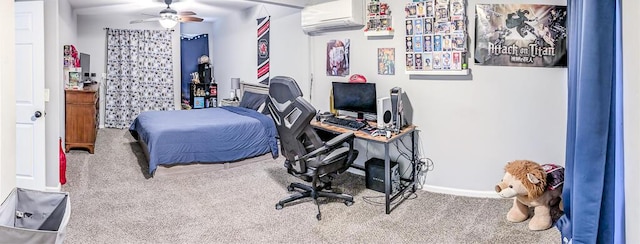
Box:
<box><xmin>276</xmin><ymin>203</ymin><xmax>283</xmax><ymax>210</ymax></box>
<box><xmin>345</xmin><ymin>200</ymin><xmax>354</xmax><ymax>206</ymax></box>
<box><xmin>287</xmin><ymin>185</ymin><xmax>295</xmax><ymax>192</ymax></box>
<box><xmin>316</xmin><ymin>213</ymin><xmax>322</xmax><ymax>220</ymax></box>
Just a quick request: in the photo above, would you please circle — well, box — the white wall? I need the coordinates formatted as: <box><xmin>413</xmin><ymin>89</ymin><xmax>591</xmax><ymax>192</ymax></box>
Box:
<box><xmin>0</xmin><ymin>0</ymin><xmax>16</xmax><ymax>200</ymax></box>
<box><xmin>305</xmin><ymin>0</ymin><xmax>567</xmax><ymax>196</ymax></box>
<box><xmin>623</xmin><ymin>0</ymin><xmax>639</xmax><ymax>242</ymax></box>
<box><xmin>41</xmin><ymin>0</ymin><xmax>77</xmax><ymax>190</ymax></box>
<box><xmin>76</xmin><ymin>14</ymin><xmax>182</xmax><ymax>126</ymax></box>
<box><xmin>212</xmin><ymin>5</ymin><xmax>310</xmax><ymax>102</ymax></box>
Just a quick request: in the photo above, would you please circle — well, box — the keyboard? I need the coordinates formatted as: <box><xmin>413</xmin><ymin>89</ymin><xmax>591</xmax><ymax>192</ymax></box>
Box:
<box><xmin>322</xmin><ymin>117</ymin><xmax>366</xmax><ymax>130</ymax></box>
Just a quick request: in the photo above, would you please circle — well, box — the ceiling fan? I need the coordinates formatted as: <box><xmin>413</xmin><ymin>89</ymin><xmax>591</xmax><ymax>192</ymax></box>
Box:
<box><xmin>130</xmin><ymin>0</ymin><xmax>204</xmax><ymax>29</ymax></box>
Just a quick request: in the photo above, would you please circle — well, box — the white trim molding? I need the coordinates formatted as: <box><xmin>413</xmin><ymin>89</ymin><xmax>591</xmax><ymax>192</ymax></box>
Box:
<box><xmin>46</xmin><ymin>183</ymin><xmax>62</xmax><ymax>192</ymax></box>
<box><xmin>422</xmin><ymin>184</ymin><xmax>501</xmax><ymax>199</ymax></box>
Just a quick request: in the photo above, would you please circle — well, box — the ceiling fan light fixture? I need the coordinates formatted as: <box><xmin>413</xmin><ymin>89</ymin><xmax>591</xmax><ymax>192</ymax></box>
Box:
<box><xmin>159</xmin><ymin>13</ymin><xmax>179</xmax><ymax>29</ymax></box>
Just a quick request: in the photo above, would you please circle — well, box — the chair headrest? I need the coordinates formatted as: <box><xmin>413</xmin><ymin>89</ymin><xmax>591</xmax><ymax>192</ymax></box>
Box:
<box><xmin>268</xmin><ymin>76</ymin><xmax>303</xmax><ymax>104</ymax></box>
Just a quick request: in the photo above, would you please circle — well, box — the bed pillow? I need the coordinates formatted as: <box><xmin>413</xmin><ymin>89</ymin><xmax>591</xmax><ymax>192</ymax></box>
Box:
<box><xmin>239</xmin><ymin>91</ymin><xmax>268</xmax><ymax>111</ymax></box>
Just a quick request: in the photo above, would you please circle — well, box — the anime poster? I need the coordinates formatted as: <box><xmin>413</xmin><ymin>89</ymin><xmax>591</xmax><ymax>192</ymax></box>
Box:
<box><xmin>475</xmin><ymin>4</ymin><xmax>567</xmax><ymax>67</ymax></box>
<box><xmin>257</xmin><ymin>16</ymin><xmax>270</xmax><ymax>84</ymax></box>
<box><xmin>326</xmin><ymin>39</ymin><xmax>350</xmax><ymax>76</ymax></box>
<box><xmin>378</xmin><ymin>48</ymin><xmax>395</xmax><ymax>75</ymax></box>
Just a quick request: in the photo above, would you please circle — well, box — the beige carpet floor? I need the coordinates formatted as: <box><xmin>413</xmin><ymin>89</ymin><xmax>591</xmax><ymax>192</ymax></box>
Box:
<box><xmin>61</xmin><ymin>128</ymin><xmax>560</xmax><ymax>243</ymax></box>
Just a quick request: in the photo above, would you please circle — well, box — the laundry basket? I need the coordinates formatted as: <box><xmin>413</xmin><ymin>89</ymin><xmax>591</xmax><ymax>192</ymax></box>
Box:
<box><xmin>0</xmin><ymin>188</ymin><xmax>70</xmax><ymax>244</ymax></box>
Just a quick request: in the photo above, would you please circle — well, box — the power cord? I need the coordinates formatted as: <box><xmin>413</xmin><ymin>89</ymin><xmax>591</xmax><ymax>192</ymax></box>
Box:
<box><xmin>416</xmin><ymin>157</ymin><xmax>434</xmax><ymax>189</ymax></box>
<box><xmin>361</xmin><ymin>129</ymin><xmax>435</xmax><ymax>205</ymax></box>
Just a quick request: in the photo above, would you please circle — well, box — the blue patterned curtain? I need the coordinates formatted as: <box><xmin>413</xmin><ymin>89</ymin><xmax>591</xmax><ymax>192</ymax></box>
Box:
<box><xmin>105</xmin><ymin>29</ymin><xmax>175</xmax><ymax>129</ymax></box>
<box><xmin>180</xmin><ymin>34</ymin><xmax>209</xmax><ymax>105</ymax></box>
<box><xmin>556</xmin><ymin>1</ymin><xmax>625</xmax><ymax>243</ymax></box>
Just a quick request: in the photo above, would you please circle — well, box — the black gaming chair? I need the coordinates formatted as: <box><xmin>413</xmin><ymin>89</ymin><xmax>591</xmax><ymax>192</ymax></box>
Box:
<box><xmin>266</xmin><ymin>76</ymin><xmax>359</xmax><ymax>220</ymax></box>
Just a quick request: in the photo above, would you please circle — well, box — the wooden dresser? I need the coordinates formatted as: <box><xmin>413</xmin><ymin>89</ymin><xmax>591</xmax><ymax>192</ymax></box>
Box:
<box><xmin>65</xmin><ymin>85</ymin><xmax>99</xmax><ymax>153</ymax></box>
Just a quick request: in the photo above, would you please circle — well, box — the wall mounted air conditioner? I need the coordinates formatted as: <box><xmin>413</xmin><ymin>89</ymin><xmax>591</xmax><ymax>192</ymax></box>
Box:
<box><xmin>301</xmin><ymin>0</ymin><xmax>365</xmax><ymax>35</ymax></box>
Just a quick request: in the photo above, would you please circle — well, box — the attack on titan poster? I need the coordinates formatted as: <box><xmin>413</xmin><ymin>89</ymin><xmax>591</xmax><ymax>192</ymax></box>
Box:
<box><xmin>475</xmin><ymin>4</ymin><xmax>567</xmax><ymax>67</ymax></box>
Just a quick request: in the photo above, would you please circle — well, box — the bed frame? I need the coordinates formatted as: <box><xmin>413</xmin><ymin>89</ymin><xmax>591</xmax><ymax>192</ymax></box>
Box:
<box><xmin>239</xmin><ymin>82</ymin><xmax>269</xmax><ymax>99</ymax></box>
<box><xmin>136</xmin><ymin>82</ymin><xmax>271</xmax><ymax>176</ymax></box>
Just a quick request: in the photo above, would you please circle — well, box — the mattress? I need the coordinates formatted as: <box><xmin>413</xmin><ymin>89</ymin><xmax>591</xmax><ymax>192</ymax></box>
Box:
<box><xmin>129</xmin><ymin>106</ymin><xmax>278</xmax><ymax>174</ymax></box>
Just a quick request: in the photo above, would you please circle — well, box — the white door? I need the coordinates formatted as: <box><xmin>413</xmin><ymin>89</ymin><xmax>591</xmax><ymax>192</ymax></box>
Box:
<box><xmin>15</xmin><ymin>1</ymin><xmax>46</xmax><ymax>191</ymax></box>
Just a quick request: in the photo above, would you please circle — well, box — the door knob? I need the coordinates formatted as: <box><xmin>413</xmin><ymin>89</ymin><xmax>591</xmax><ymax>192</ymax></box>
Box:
<box><xmin>34</xmin><ymin>111</ymin><xmax>42</xmax><ymax>118</ymax></box>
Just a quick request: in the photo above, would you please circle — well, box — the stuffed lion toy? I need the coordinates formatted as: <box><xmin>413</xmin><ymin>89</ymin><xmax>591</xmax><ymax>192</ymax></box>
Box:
<box><xmin>495</xmin><ymin>160</ymin><xmax>564</xmax><ymax>231</ymax></box>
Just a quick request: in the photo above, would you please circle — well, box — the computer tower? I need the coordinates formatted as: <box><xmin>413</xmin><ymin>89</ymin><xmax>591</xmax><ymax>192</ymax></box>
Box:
<box><xmin>365</xmin><ymin>158</ymin><xmax>400</xmax><ymax>194</ymax></box>
<box><xmin>376</xmin><ymin>97</ymin><xmax>392</xmax><ymax>129</ymax></box>
<box><xmin>390</xmin><ymin>87</ymin><xmax>403</xmax><ymax>131</ymax></box>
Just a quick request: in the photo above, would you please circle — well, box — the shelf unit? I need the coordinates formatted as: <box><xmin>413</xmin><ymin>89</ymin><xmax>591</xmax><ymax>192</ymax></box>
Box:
<box><xmin>364</xmin><ymin>30</ymin><xmax>395</xmax><ymax>37</ymax></box>
<box><xmin>189</xmin><ymin>82</ymin><xmax>217</xmax><ymax>109</ymax></box>
<box><xmin>364</xmin><ymin>1</ymin><xmax>394</xmax><ymax>37</ymax></box>
<box><xmin>405</xmin><ymin>69</ymin><xmax>469</xmax><ymax>76</ymax></box>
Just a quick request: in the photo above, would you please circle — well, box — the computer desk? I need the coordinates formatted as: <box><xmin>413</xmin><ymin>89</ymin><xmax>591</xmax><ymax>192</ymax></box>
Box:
<box><xmin>310</xmin><ymin>120</ymin><xmax>417</xmax><ymax>214</ymax></box>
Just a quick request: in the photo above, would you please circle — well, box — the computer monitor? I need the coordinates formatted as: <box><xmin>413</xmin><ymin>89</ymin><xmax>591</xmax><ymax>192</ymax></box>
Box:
<box><xmin>332</xmin><ymin>82</ymin><xmax>377</xmax><ymax>120</ymax></box>
<box><xmin>79</xmin><ymin>53</ymin><xmax>90</xmax><ymax>80</ymax></box>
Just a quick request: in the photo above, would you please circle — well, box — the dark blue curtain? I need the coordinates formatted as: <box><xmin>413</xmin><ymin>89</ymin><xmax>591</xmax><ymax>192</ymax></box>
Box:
<box><xmin>557</xmin><ymin>0</ymin><xmax>625</xmax><ymax>243</ymax></box>
<box><xmin>180</xmin><ymin>34</ymin><xmax>209</xmax><ymax>104</ymax></box>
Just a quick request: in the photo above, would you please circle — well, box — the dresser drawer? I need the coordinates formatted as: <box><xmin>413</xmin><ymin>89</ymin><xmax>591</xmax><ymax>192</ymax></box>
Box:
<box><xmin>65</xmin><ymin>89</ymin><xmax>97</xmax><ymax>104</ymax></box>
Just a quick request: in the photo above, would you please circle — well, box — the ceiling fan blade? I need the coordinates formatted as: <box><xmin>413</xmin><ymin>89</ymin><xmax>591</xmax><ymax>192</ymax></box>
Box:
<box><xmin>130</xmin><ymin>17</ymin><xmax>160</xmax><ymax>24</ymax></box>
<box><xmin>179</xmin><ymin>11</ymin><xmax>197</xmax><ymax>16</ymax></box>
<box><xmin>142</xmin><ymin>13</ymin><xmax>159</xmax><ymax>18</ymax></box>
<box><xmin>180</xmin><ymin>16</ymin><xmax>203</xmax><ymax>22</ymax></box>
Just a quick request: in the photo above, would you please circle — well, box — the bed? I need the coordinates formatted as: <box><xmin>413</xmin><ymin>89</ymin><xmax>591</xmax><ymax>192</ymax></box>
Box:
<box><xmin>129</xmin><ymin>82</ymin><xmax>278</xmax><ymax>175</ymax></box>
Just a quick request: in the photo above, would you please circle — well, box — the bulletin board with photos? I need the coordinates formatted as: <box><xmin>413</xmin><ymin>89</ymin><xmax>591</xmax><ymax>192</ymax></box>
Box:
<box><xmin>405</xmin><ymin>0</ymin><xmax>469</xmax><ymax>74</ymax></box>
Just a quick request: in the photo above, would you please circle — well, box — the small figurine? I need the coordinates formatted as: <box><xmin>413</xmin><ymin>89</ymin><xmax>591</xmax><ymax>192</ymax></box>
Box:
<box><xmin>380</xmin><ymin>3</ymin><xmax>389</xmax><ymax>15</ymax></box>
<box><xmin>191</xmin><ymin>72</ymin><xmax>200</xmax><ymax>84</ymax></box>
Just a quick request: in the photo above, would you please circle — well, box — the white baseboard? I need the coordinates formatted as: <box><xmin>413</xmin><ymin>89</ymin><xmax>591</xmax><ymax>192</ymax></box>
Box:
<box><xmin>422</xmin><ymin>184</ymin><xmax>502</xmax><ymax>199</ymax></box>
<box><xmin>45</xmin><ymin>183</ymin><xmax>61</xmax><ymax>192</ymax></box>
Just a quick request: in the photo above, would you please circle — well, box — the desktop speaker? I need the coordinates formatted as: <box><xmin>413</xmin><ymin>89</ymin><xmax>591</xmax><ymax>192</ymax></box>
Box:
<box><xmin>390</xmin><ymin>87</ymin><xmax>403</xmax><ymax>131</ymax></box>
<box><xmin>365</xmin><ymin>158</ymin><xmax>400</xmax><ymax>194</ymax></box>
<box><xmin>376</xmin><ymin>97</ymin><xmax>392</xmax><ymax>129</ymax></box>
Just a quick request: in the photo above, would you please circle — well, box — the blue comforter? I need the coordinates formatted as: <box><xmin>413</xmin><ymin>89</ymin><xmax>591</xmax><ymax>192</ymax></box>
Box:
<box><xmin>129</xmin><ymin>107</ymin><xmax>279</xmax><ymax>175</ymax></box>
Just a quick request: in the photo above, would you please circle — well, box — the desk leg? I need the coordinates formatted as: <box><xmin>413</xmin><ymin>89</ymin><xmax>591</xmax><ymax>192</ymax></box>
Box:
<box><xmin>384</xmin><ymin>142</ymin><xmax>391</xmax><ymax>214</ymax></box>
<box><xmin>412</xmin><ymin>130</ymin><xmax>416</xmax><ymax>192</ymax></box>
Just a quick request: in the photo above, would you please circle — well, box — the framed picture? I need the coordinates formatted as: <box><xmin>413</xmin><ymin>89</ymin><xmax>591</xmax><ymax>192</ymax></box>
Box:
<box><xmin>193</xmin><ymin>97</ymin><xmax>205</xmax><ymax>109</ymax></box>
<box><xmin>65</xmin><ymin>67</ymin><xmax>81</xmax><ymax>88</ymax></box>
<box><xmin>377</xmin><ymin>48</ymin><xmax>395</xmax><ymax>75</ymax></box>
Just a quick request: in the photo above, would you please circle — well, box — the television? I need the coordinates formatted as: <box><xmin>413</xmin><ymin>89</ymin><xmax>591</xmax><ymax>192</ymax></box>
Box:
<box><xmin>332</xmin><ymin>82</ymin><xmax>377</xmax><ymax>119</ymax></box>
<box><xmin>79</xmin><ymin>53</ymin><xmax>90</xmax><ymax>81</ymax></box>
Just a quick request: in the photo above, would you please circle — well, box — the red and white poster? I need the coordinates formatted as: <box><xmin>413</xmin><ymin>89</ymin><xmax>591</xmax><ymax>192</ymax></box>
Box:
<box><xmin>257</xmin><ymin>16</ymin><xmax>270</xmax><ymax>84</ymax></box>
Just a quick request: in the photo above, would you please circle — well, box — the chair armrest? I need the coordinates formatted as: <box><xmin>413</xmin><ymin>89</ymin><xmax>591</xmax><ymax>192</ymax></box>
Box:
<box><xmin>298</xmin><ymin>132</ymin><xmax>355</xmax><ymax>161</ymax></box>
<box><xmin>325</xmin><ymin>132</ymin><xmax>355</xmax><ymax>148</ymax></box>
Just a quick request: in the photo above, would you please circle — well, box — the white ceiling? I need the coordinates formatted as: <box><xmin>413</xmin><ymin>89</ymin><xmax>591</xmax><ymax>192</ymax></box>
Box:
<box><xmin>69</xmin><ymin>0</ymin><xmax>334</xmax><ymax>21</ymax></box>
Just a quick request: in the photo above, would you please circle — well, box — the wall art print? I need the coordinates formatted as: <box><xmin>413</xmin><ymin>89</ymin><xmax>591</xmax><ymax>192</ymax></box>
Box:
<box><xmin>326</xmin><ymin>39</ymin><xmax>350</xmax><ymax>77</ymax></box>
<box><xmin>475</xmin><ymin>4</ymin><xmax>567</xmax><ymax>67</ymax></box>
<box><xmin>378</xmin><ymin>48</ymin><xmax>395</xmax><ymax>75</ymax></box>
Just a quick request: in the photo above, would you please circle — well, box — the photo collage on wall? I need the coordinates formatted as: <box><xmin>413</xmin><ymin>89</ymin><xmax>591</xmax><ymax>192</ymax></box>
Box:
<box><xmin>405</xmin><ymin>0</ymin><xmax>468</xmax><ymax>72</ymax></box>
